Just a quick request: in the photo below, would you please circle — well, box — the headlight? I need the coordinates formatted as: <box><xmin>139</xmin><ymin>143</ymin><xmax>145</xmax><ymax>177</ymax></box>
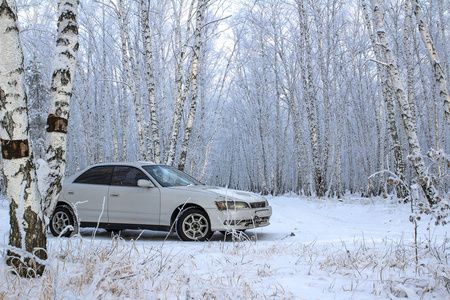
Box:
<box><xmin>215</xmin><ymin>201</ymin><xmax>250</xmax><ymax>211</ymax></box>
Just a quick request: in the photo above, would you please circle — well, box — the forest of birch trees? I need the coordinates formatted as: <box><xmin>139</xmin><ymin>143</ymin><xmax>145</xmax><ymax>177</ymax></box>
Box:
<box><xmin>10</xmin><ymin>0</ymin><xmax>450</xmax><ymax>199</ymax></box>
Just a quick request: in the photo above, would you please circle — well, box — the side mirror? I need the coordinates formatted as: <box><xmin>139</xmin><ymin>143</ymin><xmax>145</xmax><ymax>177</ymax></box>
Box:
<box><xmin>137</xmin><ymin>179</ymin><xmax>154</xmax><ymax>188</ymax></box>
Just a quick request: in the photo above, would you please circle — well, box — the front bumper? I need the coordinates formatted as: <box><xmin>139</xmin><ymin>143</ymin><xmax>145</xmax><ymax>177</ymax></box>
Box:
<box><xmin>207</xmin><ymin>206</ymin><xmax>272</xmax><ymax>231</ymax></box>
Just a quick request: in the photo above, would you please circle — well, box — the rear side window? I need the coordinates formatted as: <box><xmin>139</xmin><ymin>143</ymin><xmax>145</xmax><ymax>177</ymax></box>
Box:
<box><xmin>73</xmin><ymin>166</ymin><xmax>114</xmax><ymax>185</ymax></box>
<box><xmin>111</xmin><ymin>166</ymin><xmax>149</xmax><ymax>187</ymax></box>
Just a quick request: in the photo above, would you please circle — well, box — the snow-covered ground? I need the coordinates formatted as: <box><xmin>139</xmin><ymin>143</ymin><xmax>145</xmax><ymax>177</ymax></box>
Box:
<box><xmin>0</xmin><ymin>195</ymin><xmax>449</xmax><ymax>299</ymax></box>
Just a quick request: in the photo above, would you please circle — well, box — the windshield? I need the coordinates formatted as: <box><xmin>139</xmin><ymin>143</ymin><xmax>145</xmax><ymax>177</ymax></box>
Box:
<box><xmin>142</xmin><ymin>165</ymin><xmax>203</xmax><ymax>187</ymax></box>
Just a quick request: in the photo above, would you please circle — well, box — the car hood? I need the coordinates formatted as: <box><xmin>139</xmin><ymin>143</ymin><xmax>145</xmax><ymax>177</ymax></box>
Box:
<box><xmin>167</xmin><ymin>185</ymin><xmax>265</xmax><ymax>203</ymax></box>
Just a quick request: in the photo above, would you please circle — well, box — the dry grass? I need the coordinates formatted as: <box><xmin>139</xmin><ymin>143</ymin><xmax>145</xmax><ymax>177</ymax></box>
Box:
<box><xmin>0</xmin><ymin>230</ymin><xmax>449</xmax><ymax>299</ymax></box>
<box><xmin>0</xmin><ymin>233</ymin><xmax>294</xmax><ymax>299</ymax></box>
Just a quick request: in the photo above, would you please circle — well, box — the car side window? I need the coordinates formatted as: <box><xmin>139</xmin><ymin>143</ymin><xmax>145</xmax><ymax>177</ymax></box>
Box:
<box><xmin>111</xmin><ymin>166</ymin><xmax>149</xmax><ymax>187</ymax></box>
<box><xmin>73</xmin><ymin>166</ymin><xmax>114</xmax><ymax>185</ymax></box>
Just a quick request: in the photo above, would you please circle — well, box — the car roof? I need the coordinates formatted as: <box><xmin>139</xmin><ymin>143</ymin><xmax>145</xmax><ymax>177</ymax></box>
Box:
<box><xmin>85</xmin><ymin>161</ymin><xmax>157</xmax><ymax>167</ymax></box>
<box><xmin>65</xmin><ymin>161</ymin><xmax>159</xmax><ymax>181</ymax></box>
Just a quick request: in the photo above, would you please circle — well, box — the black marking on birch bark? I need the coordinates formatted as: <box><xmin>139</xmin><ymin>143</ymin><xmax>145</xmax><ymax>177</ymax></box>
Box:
<box><xmin>52</xmin><ymin>69</ymin><xmax>71</xmax><ymax>86</ymax></box>
<box><xmin>61</xmin><ymin>23</ymin><xmax>78</xmax><ymax>35</ymax></box>
<box><xmin>46</xmin><ymin>114</ymin><xmax>68</xmax><ymax>133</ymax></box>
<box><xmin>56</xmin><ymin>37</ymin><xmax>70</xmax><ymax>46</ymax></box>
<box><xmin>8</xmin><ymin>200</ymin><xmax>21</xmax><ymax>249</ymax></box>
<box><xmin>0</xmin><ymin>87</ymin><xmax>5</xmax><ymax>109</ymax></box>
<box><xmin>7</xmin><ymin>205</ymin><xmax>47</xmax><ymax>277</ymax></box>
<box><xmin>9</xmin><ymin>79</ymin><xmax>18</xmax><ymax>87</ymax></box>
<box><xmin>5</xmin><ymin>25</ymin><xmax>19</xmax><ymax>34</ymax></box>
<box><xmin>23</xmin><ymin>206</ymin><xmax>47</xmax><ymax>257</ymax></box>
<box><xmin>2</xmin><ymin>112</ymin><xmax>15</xmax><ymax>138</ymax></box>
<box><xmin>61</xmin><ymin>49</ymin><xmax>75</xmax><ymax>60</ymax></box>
<box><xmin>0</xmin><ymin>1</ymin><xmax>16</xmax><ymax>20</ymax></box>
<box><xmin>45</xmin><ymin>145</ymin><xmax>66</xmax><ymax>163</ymax></box>
<box><xmin>58</xmin><ymin>9</ymin><xmax>77</xmax><ymax>23</ymax></box>
<box><xmin>1</xmin><ymin>139</ymin><xmax>30</xmax><ymax>159</ymax></box>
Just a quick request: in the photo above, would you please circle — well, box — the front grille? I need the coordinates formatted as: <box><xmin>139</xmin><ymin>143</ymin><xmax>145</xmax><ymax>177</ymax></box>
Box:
<box><xmin>250</xmin><ymin>201</ymin><xmax>266</xmax><ymax>209</ymax></box>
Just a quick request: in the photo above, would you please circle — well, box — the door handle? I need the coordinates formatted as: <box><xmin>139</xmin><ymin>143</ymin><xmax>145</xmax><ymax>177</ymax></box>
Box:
<box><xmin>110</xmin><ymin>193</ymin><xmax>119</xmax><ymax>197</ymax></box>
<box><xmin>68</xmin><ymin>191</ymin><xmax>74</xmax><ymax>195</ymax></box>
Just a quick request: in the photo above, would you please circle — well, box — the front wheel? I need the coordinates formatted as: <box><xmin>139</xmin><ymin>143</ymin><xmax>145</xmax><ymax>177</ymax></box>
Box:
<box><xmin>50</xmin><ymin>205</ymin><xmax>76</xmax><ymax>237</ymax></box>
<box><xmin>176</xmin><ymin>208</ymin><xmax>213</xmax><ymax>241</ymax></box>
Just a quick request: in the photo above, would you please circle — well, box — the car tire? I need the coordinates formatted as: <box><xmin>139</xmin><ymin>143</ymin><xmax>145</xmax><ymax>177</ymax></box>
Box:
<box><xmin>176</xmin><ymin>207</ymin><xmax>213</xmax><ymax>241</ymax></box>
<box><xmin>50</xmin><ymin>205</ymin><xmax>76</xmax><ymax>237</ymax></box>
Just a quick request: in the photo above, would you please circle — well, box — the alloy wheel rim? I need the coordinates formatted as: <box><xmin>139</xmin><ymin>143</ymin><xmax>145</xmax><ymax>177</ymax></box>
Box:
<box><xmin>182</xmin><ymin>213</ymin><xmax>208</xmax><ymax>240</ymax></box>
<box><xmin>53</xmin><ymin>211</ymin><xmax>70</xmax><ymax>234</ymax></box>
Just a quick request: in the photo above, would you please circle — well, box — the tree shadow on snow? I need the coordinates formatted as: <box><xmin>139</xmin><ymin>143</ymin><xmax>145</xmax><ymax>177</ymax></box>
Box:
<box><xmin>73</xmin><ymin>228</ymin><xmax>272</xmax><ymax>242</ymax></box>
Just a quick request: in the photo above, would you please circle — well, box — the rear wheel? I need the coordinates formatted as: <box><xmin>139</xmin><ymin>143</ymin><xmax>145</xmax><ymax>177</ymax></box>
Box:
<box><xmin>176</xmin><ymin>207</ymin><xmax>213</xmax><ymax>241</ymax></box>
<box><xmin>50</xmin><ymin>205</ymin><xmax>76</xmax><ymax>237</ymax></box>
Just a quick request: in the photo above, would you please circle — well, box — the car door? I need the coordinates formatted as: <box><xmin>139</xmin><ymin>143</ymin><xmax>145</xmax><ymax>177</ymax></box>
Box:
<box><xmin>64</xmin><ymin>165</ymin><xmax>113</xmax><ymax>223</ymax></box>
<box><xmin>108</xmin><ymin>166</ymin><xmax>161</xmax><ymax>225</ymax></box>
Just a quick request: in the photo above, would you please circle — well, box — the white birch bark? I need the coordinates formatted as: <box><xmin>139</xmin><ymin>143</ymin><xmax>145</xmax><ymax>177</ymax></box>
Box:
<box><xmin>413</xmin><ymin>31</ymin><xmax>434</xmax><ymax>149</ymax></box>
<box><xmin>369</xmin><ymin>0</ymin><xmax>439</xmax><ymax>205</ymax></box>
<box><xmin>141</xmin><ymin>0</ymin><xmax>161</xmax><ymax>163</ymax></box>
<box><xmin>178</xmin><ymin>0</ymin><xmax>207</xmax><ymax>171</ymax></box>
<box><xmin>411</xmin><ymin>0</ymin><xmax>450</xmax><ymax>124</ymax></box>
<box><xmin>258</xmin><ymin>57</ymin><xmax>270</xmax><ymax>195</ymax></box>
<box><xmin>75</xmin><ymin>63</ymin><xmax>94</xmax><ymax>163</ymax></box>
<box><xmin>118</xmin><ymin>0</ymin><xmax>145</xmax><ymax>160</ymax></box>
<box><xmin>166</xmin><ymin>0</ymin><xmax>195</xmax><ymax>167</ymax></box>
<box><xmin>117</xmin><ymin>0</ymin><xmax>130</xmax><ymax>161</ymax></box>
<box><xmin>312</xmin><ymin>4</ymin><xmax>330</xmax><ymax>197</ymax></box>
<box><xmin>43</xmin><ymin>0</ymin><xmax>79</xmax><ymax>217</ymax></box>
<box><xmin>404</xmin><ymin>0</ymin><xmax>417</xmax><ymax>129</ymax></box>
<box><xmin>107</xmin><ymin>76</ymin><xmax>119</xmax><ymax>160</ymax></box>
<box><xmin>362</xmin><ymin>0</ymin><xmax>408</xmax><ymax>199</ymax></box>
<box><xmin>274</xmin><ymin>50</ymin><xmax>282</xmax><ymax>195</ymax></box>
<box><xmin>277</xmin><ymin>50</ymin><xmax>303</xmax><ymax>193</ymax></box>
<box><xmin>0</xmin><ymin>0</ymin><xmax>46</xmax><ymax>277</ymax></box>
<box><xmin>99</xmin><ymin>5</ymin><xmax>107</xmax><ymax>163</ymax></box>
<box><xmin>297</xmin><ymin>0</ymin><xmax>322</xmax><ymax>197</ymax></box>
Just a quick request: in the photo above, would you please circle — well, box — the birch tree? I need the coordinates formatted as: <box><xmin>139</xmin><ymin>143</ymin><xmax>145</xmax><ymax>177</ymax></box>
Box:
<box><xmin>117</xmin><ymin>0</ymin><xmax>145</xmax><ymax>160</ymax></box>
<box><xmin>362</xmin><ymin>0</ymin><xmax>408</xmax><ymax>199</ymax></box>
<box><xmin>368</xmin><ymin>0</ymin><xmax>439</xmax><ymax>205</ymax></box>
<box><xmin>178</xmin><ymin>0</ymin><xmax>208</xmax><ymax>171</ymax></box>
<box><xmin>296</xmin><ymin>0</ymin><xmax>323</xmax><ymax>196</ymax></box>
<box><xmin>411</xmin><ymin>0</ymin><xmax>450</xmax><ymax>125</ymax></box>
<box><xmin>141</xmin><ymin>0</ymin><xmax>161</xmax><ymax>163</ymax></box>
<box><xmin>166</xmin><ymin>0</ymin><xmax>195</xmax><ymax>167</ymax></box>
<box><xmin>42</xmin><ymin>0</ymin><xmax>79</xmax><ymax>217</ymax></box>
<box><xmin>0</xmin><ymin>0</ymin><xmax>46</xmax><ymax>277</ymax></box>
<box><xmin>311</xmin><ymin>1</ymin><xmax>331</xmax><ymax>197</ymax></box>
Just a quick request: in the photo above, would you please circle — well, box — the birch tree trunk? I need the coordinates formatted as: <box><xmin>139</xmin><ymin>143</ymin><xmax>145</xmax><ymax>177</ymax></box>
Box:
<box><xmin>411</xmin><ymin>0</ymin><xmax>450</xmax><ymax>125</ymax></box>
<box><xmin>118</xmin><ymin>0</ymin><xmax>130</xmax><ymax>161</ymax></box>
<box><xmin>107</xmin><ymin>78</ymin><xmax>119</xmax><ymax>160</ymax></box>
<box><xmin>117</xmin><ymin>0</ymin><xmax>145</xmax><ymax>160</ymax></box>
<box><xmin>297</xmin><ymin>0</ymin><xmax>323</xmax><ymax>197</ymax></box>
<box><xmin>404</xmin><ymin>0</ymin><xmax>417</xmax><ymax>130</ymax></box>
<box><xmin>141</xmin><ymin>0</ymin><xmax>161</xmax><ymax>163</ymax></box>
<box><xmin>0</xmin><ymin>0</ymin><xmax>46</xmax><ymax>277</ymax></box>
<box><xmin>75</xmin><ymin>63</ymin><xmax>94</xmax><ymax>163</ymax></box>
<box><xmin>178</xmin><ymin>0</ymin><xmax>207</xmax><ymax>171</ymax></box>
<box><xmin>278</xmin><ymin>50</ymin><xmax>303</xmax><ymax>193</ymax></box>
<box><xmin>274</xmin><ymin>50</ymin><xmax>282</xmax><ymax>195</ymax></box>
<box><xmin>312</xmin><ymin>4</ymin><xmax>331</xmax><ymax>197</ymax></box>
<box><xmin>166</xmin><ymin>0</ymin><xmax>195</xmax><ymax>166</ymax></box>
<box><xmin>43</xmin><ymin>0</ymin><xmax>79</xmax><ymax>217</ymax></box>
<box><xmin>362</xmin><ymin>0</ymin><xmax>408</xmax><ymax>199</ymax></box>
<box><xmin>369</xmin><ymin>0</ymin><xmax>439</xmax><ymax>205</ymax></box>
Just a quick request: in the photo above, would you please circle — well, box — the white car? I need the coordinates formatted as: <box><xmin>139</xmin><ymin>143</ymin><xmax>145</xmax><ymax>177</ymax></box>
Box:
<box><xmin>50</xmin><ymin>162</ymin><xmax>272</xmax><ymax>241</ymax></box>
